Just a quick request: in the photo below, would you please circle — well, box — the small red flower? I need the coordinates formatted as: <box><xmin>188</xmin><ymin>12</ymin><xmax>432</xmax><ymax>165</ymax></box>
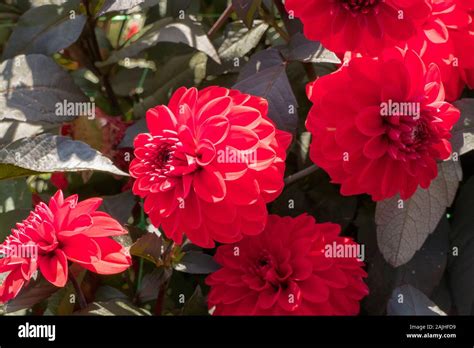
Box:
<box><xmin>206</xmin><ymin>214</ymin><xmax>368</xmax><ymax>315</ymax></box>
<box><xmin>130</xmin><ymin>87</ymin><xmax>291</xmax><ymax>248</ymax></box>
<box><xmin>285</xmin><ymin>0</ymin><xmax>432</xmax><ymax>55</ymax></box>
<box><xmin>0</xmin><ymin>190</ymin><xmax>132</xmax><ymax>302</ymax></box>
<box><xmin>50</xmin><ymin>172</ymin><xmax>69</xmax><ymax>190</ymax></box>
<box><xmin>306</xmin><ymin>48</ymin><xmax>460</xmax><ymax>201</ymax></box>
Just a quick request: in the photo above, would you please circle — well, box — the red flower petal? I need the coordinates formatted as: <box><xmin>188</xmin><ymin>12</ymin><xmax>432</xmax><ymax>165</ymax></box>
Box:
<box><xmin>39</xmin><ymin>249</ymin><xmax>68</xmax><ymax>287</ymax></box>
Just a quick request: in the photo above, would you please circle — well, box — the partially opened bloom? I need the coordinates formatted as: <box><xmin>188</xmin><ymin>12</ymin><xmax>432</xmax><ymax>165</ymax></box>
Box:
<box><xmin>0</xmin><ymin>190</ymin><xmax>132</xmax><ymax>302</ymax></box>
<box><xmin>206</xmin><ymin>214</ymin><xmax>368</xmax><ymax>315</ymax></box>
<box><xmin>306</xmin><ymin>48</ymin><xmax>459</xmax><ymax>201</ymax></box>
<box><xmin>130</xmin><ymin>86</ymin><xmax>291</xmax><ymax>248</ymax></box>
<box><xmin>285</xmin><ymin>0</ymin><xmax>431</xmax><ymax>55</ymax></box>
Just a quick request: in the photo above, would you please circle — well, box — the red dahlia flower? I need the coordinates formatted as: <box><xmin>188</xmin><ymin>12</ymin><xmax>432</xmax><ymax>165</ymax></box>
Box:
<box><xmin>0</xmin><ymin>190</ymin><xmax>132</xmax><ymax>302</ymax></box>
<box><xmin>450</xmin><ymin>1</ymin><xmax>474</xmax><ymax>89</ymax></box>
<box><xmin>408</xmin><ymin>0</ymin><xmax>471</xmax><ymax>100</ymax></box>
<box><xmin>285</xmin><ymin>0</ymin><xmax>431</xmax><ymax>55</ymax></box>
<box><xmin>306</xmin><ymin>48</ymin><xmax>460</xmax><ymax>201</ymax></box>
<box><xmin>130</xmin><ymin>86</ymin><xmax>291</xmax><ymax>248</ymax></box>
<box><xmin>206</xmin><ymin>214</ymin><xmax>368</xmax><ymax>315</ymax></box>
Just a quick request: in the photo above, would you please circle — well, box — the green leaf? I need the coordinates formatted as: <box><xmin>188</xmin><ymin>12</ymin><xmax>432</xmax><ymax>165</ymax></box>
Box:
<box><xmin>0</xmin><ymin>134</ymin><xmax>129</xmax><ymax>180</ymax></box>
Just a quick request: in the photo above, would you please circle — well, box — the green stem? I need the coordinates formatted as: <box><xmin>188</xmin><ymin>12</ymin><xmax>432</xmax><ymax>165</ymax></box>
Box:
<box><xmin>136</xmin><ymin>67</ymin><xmax>149</xmax><ymax>96</ymax></box>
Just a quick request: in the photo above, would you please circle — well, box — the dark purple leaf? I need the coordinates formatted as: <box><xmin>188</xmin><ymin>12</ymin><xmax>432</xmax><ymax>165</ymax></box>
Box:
<box><xmin>174</xmin><ymin>251</ymin><xmax>220</xmax><ymax>274</ymax></box>
<box><xmin>234</xmin><ymin>50</ymin><xmax>298</xmax><ymax>132</ymax></box>
<box><xmin>2</xmin><ymin>1</ymin><xmax>86</xmax><ymax>60</ymax></box>
<box><xmin>130</xmin><ymin>232</ymin><xmax>163</xmax><ymax>266</ymax></box>
<box><xmin>0</xmin><ymin>134</ymin><xmax>129</xmax><ymax>179</ymax></box>
<box><xmin>0</xmin><ymin>54</ymin><xmax>88</xmax><ymax>124</ymax></box>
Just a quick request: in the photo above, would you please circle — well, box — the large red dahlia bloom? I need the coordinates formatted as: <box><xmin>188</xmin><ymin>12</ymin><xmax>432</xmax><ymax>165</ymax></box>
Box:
<box><xmin>206</xmin><ymin>214</ymin><xmax>368</xmax><ymax>315</ymax></box>
<box><xmin>285</xmin><ymin>0</ymin><xmax>431</xmax><ymax>55</ymax></box>
<box><xmin>0</xmin><ymin>190</ymin><xmax>132</xmax><ymax>302</ymax></box>
<box><xmin>306</xmin><ymin>48</ymin><xmax>460</xmax><ymax>201</ymax></box>
<box><xmin>130</xmin><ymin>87</ymin><xmax>291</xmax><ymax>248</ymax></box>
